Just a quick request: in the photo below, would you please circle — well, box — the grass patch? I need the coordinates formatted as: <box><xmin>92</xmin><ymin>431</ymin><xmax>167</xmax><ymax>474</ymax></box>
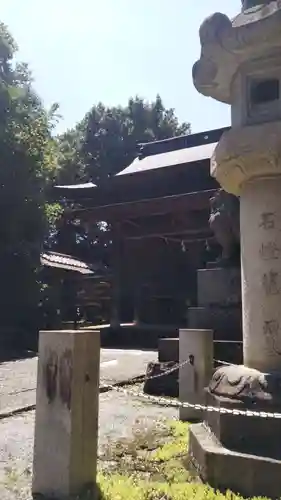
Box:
<box><xmin>98</xmin><ymin>419</ymin><xmax>265</xmax><ymax>500</ymax></box>
<box><xmin>0</xmin><ymin>419</ymin><xmax>270</xmax><ymax>500</ymax></box>
<box><xmin>99</xmin><ymin>419</ymin><xmax>190</xmax><ymax>484</ymax></box>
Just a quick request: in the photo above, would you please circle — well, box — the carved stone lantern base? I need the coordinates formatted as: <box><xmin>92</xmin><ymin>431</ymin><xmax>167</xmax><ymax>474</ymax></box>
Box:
<box><xmin>189</xmin><ymin>365</ymin><xmax>281</xmax><ymax>497</ymax></box>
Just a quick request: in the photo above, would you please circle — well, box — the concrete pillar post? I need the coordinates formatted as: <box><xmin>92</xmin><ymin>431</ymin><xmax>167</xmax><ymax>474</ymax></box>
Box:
<box><xmin>179</xmin><ymin>328</ymin><xmax>213</xmax><ymax>421</ymax></box>
<box><xmin>32</xmin><ymin>329</ymin><xmax>100</xmax><ymax>499</ymax></box>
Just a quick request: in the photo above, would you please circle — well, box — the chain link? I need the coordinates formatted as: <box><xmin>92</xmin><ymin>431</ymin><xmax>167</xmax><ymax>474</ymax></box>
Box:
<box><xmin>136</xmin><ymin>357</ymin><xmax>235</xmax><ymax>383</ymax></box>
<box><xmin>100</xmin><ymin>382</ymin><xmax>281</xmax><ymax>420</ymax></box>
<box><xmin>4</xmin><ymin>357</ymin><xmax>233</xmax><ymax>398</ymax></box>
<box><xmin>214</xmin><ymin>359</ymin><xmax>235</xmax><ymax>366</ymax></box>
<box><xmin>138</xmin><ymin>358</ymin><xmax>191</xmax><ymax>381</ymax></box>
<box><xmin>5</xmin><ymin>357</ymin><xmax>280</xmax><ymax>419</ymax></box>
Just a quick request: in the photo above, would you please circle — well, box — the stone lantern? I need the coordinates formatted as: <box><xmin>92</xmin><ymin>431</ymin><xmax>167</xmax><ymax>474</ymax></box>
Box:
<box><xmin>189</xmin><ymin>2</ymin><xmax>281</xmax><ymax>497</ymax></box>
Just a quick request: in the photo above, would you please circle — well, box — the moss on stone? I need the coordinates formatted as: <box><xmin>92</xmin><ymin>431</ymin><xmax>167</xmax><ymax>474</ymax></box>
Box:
<box><xmin>97</xmin><ymin>419</ymin><xmax>268</xmax><ymax>500</ymax></box>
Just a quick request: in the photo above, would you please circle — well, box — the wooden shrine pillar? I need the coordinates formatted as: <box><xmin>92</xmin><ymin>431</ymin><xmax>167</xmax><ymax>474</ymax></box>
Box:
<box><xmin>110</xmin><ymin>223</ymin><xmax>122</xmax><ymax>328</ymax></box>
<box><xmin>133</xmin><ymin>281</ymin><xmax>142</xmax><ymax>324</ymax></box>
<box><xmin>130</xmin><ymin>239</ymin><xmax>145</xmax><ymax>325</ymax></box>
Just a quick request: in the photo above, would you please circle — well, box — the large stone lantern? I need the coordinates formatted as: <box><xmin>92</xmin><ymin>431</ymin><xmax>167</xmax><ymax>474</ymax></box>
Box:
<box><xmin>189</xmin><ymin>2</ymin><xmax>281</xmax><ymax>497</ymax></box>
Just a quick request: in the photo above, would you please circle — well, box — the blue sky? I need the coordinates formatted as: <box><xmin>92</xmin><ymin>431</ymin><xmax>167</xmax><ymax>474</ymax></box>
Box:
<box><xmin>2</xmin><ymin>1</ymin><xmax>240</xmax><ymax>134</ymax></box>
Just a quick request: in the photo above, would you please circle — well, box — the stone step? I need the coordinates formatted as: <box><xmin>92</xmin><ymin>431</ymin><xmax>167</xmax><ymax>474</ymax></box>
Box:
<box><xmin>158</xmin><ymin>338</ymin><xmax>179</xmax><ymax>362</ymax></box>
<box><xmin>158</xmin><ymin>337</ymin><xmax>242</xmax><ymax>365</ymax></box>
<box><xmin>188</xmin><ymin>306</ymin><xmax>242</xmax><ymax>341</ymax></box>
<box><xmin>197</xmin><ymin>267</ymin><xmax>241</xmax><ymax>306</ymax></box>
<box><xmin>189</xmin><ymin>422</ymin><xmax>281</xmax><ymax>499</ymax></box>
<box><xmin>101</xmin><ymin>324</ymin><xmax>179</xmax><ymax>349</ymax></box>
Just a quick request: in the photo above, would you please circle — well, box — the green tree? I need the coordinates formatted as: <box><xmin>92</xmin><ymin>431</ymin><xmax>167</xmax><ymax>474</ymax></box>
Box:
<box><xmin>56</xmin><ymin>123</ymin><xmax>86</xmax><ymax>184</ymax></box>
<box><xmin>0</xmin><ymin>22</ymin><xmax>59</xmax><ymax>344</ymax></box>
<box><xmin>57</xmin><ymin>95</ymin><xmax>190</xmax><ymax>185</ymax></box>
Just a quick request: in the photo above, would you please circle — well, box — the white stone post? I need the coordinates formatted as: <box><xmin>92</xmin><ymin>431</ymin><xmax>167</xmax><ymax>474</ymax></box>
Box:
<box><xmin>32</xmin><ymin>329</ymin><xmax>100</xmax><ymax>499</ymax></box>
<box><xmin>179</xmin><ymin>329</ymin><xmax>213</xmax><ymax>421</ymax></box>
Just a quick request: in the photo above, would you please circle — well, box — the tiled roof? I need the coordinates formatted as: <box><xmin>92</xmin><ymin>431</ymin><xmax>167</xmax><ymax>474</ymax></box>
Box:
<box><xmin>53</xmin><ymin>127</ymin><xmax>229</xmax><ymax>190</ymax></box>
<box><xmin>117</xmin><ymin>142</ymin><xmax>216</xmax><ymax>176</ymax></box>
<box><xmin>41</xmin><ymin>251</ymin><xmax>96</xmax><ymax>275</ymax></box>
<box><xmin>117</xmin><ymin>126</ymin><xmax>228</xmax><ymax>176</ymax></box>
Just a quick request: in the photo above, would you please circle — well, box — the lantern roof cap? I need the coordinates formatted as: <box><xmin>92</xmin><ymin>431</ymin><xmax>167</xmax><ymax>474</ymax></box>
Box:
<box><xmin>193</xmin><ymin>1</ymin><xmax>281</xmax><ymax>103</ymax></box>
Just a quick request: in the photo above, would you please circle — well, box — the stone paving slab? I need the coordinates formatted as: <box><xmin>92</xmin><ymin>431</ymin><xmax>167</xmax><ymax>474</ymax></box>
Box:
<box><xmin>0</xmin><ymin>390</ymin><xmax>35</xmax><ymax>417</ymax></box>
<box><xmin>0</xmin><ymin>359</ymin><xmax>37</xmax><ymax>397</ymax></box>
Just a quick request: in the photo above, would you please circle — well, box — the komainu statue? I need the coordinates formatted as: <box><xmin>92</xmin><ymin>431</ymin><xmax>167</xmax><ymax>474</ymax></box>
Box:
<box><xmin>209</xmin><ymin>189</ymin><xmax>240</xmax><ymax>266</ymax></box>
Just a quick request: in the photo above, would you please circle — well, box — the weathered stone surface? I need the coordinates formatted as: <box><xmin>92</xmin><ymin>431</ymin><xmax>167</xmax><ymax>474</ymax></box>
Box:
<box><xmin>211</xmin><ymin>123</ymin><xmax>281</xmax><ymax>196</ymax></box>
<box><xmin>143</xmin><ymin>361</ymin><xmax>178</xmax><ymax>398</ymax></box>
<box><xmin>209</xmin><ymin>193</ymin><xmax>240</xmax><ymax>264</ymax></box>
<box><xmin>209</xmin><ymin>189</ymin><xmax>240</xmax><ymax>264</ymax></box>
<box><xmin>205</xmin><ymin>389</ymin><xmax>281</xmax><ymax>459</ymax></box>
<box><xmin>179</xmin><ymin>329</ymin><xmax>213</xmax><ymax>421</ymax></box>
<box><xmin>197</xmin><ymin>267</ymin><xmax>241</xmax><ymax>306</ymax></box>
<box><xmin>192</xmin><ymin>0</ymin><xmax>281</xmax><ymax>496</ymax></box>
<box><xmin>205</xmin><ymin>365</ymin><xmax>281</xmax><ymax>459</ymax></box>
<box><xmin>33</xmin><ymin>330</ymin><xmax>100</xmax><ymax>499</ymax></box>
<box><xmin>188</xmin><ymin>305</ymin><xmax>242</xmax><ymax>340</ymax></box>
<box><xmin>242</xmin><ymin>1</ymin><xmax>271</xmax><ymax>11</ymax></box>
<box><xmin>193</xmin><ymin>1</ymin><xmax>281</xmax><ymax>104</ymax></box>
<box><xmin>189</xmin><ymin>422</ymin><xmax>281</xmax><ymax>499</ymax></box>
<box><xmin>209</xmin><ymin>364</ymin><xmax>281</xmax><ymax>405</ymax></box>
<box><xmin>158</xmin><ymin>338</ymin><xmax>179</xmax><ymax>362</ymax></box>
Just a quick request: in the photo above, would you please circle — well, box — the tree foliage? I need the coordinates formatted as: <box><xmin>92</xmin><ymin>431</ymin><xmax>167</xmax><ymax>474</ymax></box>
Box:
<box><xmin>0</xmin><ymin>20</ymin><xmax>192</xmax><ymax>336</ymax></box>
<box><xmin>0</xmin><ymin>22</ymin><xmax>59</xmax><ymax>339</ymax></box>
<box><xmin>57</xmin><ymin>95</ymin><xmax>190</xmax><ymax>185</ymax></box>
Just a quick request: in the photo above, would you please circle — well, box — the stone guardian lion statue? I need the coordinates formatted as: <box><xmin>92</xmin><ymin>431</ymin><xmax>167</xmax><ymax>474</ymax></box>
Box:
<box><xmin>209</xmin><ymin>189</ymin><xmax>240</xmax><ymax>266</ymax></box>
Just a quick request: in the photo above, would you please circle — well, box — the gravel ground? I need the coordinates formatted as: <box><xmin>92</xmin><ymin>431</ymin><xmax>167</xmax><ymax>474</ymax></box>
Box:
<box><xmin>0</xmin><ymin>350</ymin><xmax>157</xmax><ymax>415</ymax></box>
<box><xmin>0</xmin><ymin>388</ymin><xmax>178</xmax><ymax>500</ymax></box>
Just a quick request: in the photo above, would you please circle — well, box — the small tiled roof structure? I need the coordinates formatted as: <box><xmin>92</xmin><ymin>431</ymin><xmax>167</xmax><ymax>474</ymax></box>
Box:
<box><xmin>41</xmin><ymin>251</ymin><xmax>97</xmax><ymax>275</ymax></box>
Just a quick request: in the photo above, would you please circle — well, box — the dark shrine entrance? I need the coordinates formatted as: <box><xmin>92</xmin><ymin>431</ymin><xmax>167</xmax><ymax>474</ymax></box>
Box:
<box><xmin>53</xmin><ymin>127</ymin><xmax>228</xmax><ymax>340</ymax></box>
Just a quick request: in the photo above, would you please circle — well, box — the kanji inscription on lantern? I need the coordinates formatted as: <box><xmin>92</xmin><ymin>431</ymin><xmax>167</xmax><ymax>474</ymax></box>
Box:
<box><xmin>262</xmin><ymin>270</ymin><xmax>281</xmax><ymax>296</ymax></box>
<box><xmin>259</xmin><ymin>212</ymin><xmax>275</xmax><ymax>230</ymax></box>
<box><xmin>263</xmin><ymin>319</ymin><xmax>279</xmax><ymax>338</ymax></box>
<box><xmin>259</xmin><ymin>242</ymin><xmax>281</xmax><ymax>261</ymax></box>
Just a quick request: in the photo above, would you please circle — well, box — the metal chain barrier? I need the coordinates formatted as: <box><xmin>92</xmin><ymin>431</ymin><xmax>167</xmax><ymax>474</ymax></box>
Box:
<box><xmin>3</xmin><ymin>357</ymin><xmax>280</xmax><ymax>420</ymax></box>
<box><xmin>100</xmin><ymin>381</ymin><xmax>281</xmax><ymax>419</ymax></box>
<box><xmin>136</xmin><ymin>358</ymin><xmax>191</xmax><ymax>381</ymax></box>
<box><xmin>214</xmin><ymin>359</ymin><xmax>236</xmax><ymax>366</ymax></box>
<box><xmin>2</xmin><ymin>358</ymin><xmax>236</xmax><ymax>398</ymax></box>
<box><xmin>134</xmin><ymin>357</ymin><xmax>235</xmax><ymax>384</ymax></box>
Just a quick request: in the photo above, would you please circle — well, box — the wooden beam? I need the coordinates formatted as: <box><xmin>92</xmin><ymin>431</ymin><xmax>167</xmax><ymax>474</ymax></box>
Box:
<box><xmin>71</xmin><ymin>189</ymin><xmax>216</xmax><ymax>223</ymax></box>
<box><xmin>121</xmin><ymin>211</ymin><xmax>210</xmax><ymax>240</ymax></box>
